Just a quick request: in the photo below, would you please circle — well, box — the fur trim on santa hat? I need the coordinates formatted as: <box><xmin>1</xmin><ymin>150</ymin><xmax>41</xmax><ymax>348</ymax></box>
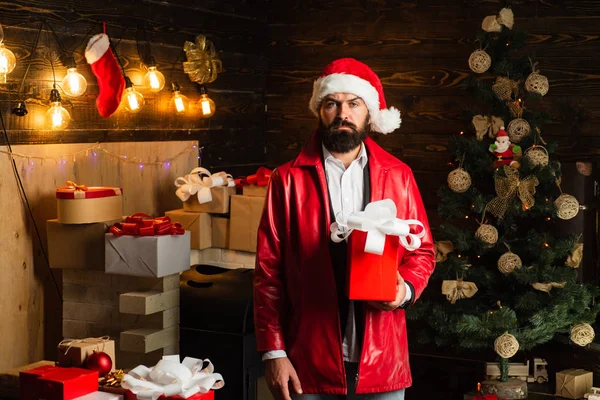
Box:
<box><xmin>309</xmin><ymin>72</ymin><xmax>402</xmax><ymax>134</ymax></box>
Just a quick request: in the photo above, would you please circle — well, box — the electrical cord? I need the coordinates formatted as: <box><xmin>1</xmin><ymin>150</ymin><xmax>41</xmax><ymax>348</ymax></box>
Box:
<box><xmin>0</xmin><ymin>110</ymin><xmax>62</xmax><ymax>302</ymax></box>
<box><xmin>16</xmin><ymin>21</ymin><xmax>43</xmax><ymax>98</ymax></box>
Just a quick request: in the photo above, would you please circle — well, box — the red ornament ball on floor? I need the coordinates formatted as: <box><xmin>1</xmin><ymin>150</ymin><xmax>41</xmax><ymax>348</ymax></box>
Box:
<box><xmin>84</xmin><ymin>350</ymin><xmax>113</xmax><ymax>377</ymax></box>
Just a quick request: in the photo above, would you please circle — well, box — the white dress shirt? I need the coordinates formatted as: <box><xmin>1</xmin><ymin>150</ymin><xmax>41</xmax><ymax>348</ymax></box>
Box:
<box><xmin>262</xmin><ymin>142</ymin><xmax>412</xmax><ymax>362</ymax></box>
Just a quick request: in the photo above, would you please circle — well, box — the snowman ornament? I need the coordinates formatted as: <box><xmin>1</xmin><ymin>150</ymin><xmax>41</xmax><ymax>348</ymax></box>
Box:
<box><xmin>489</xmin><ymin>127</ymin><xmax>522</xmax><ymax>168</ymax></box>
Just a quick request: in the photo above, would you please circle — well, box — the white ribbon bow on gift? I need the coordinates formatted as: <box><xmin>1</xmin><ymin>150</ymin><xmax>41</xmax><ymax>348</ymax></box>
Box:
<box><xmin>121</xmin><ymin>355</ymin><xmax>225</xmax><ymax>400</ymax></box>
<box><xmin>329</xmin><ymin>199</ymin><xmax>426</xmax><ymax>254</ymax></box>
<box><xmin>174</xmin><ymin>167</ymin><xmax>235</xmax><ymax>204</ymax></box>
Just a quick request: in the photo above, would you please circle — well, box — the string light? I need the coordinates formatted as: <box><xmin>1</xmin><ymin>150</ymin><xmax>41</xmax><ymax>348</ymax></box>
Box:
<box><xmin>1</xmin><ymin>143</ymin><xmax>201</xmax><ymax>170</ymax></box>
<box><xmin>465</xmin><ymin>215</ymin><xmax>469</xmax><ymax>219</ymax></box>
<box><xmin>543</xmin><ymin>242</ymin><xmax>549</xmax><ymax>248</ymax></box>
<box><xmin>142</xmin><ymin>57</ymin><xmax>165</xmax><ymax>92</ymax></box>
<box><xmin>123</xmin><ymin>77</ymin><xmax>144</xmax><ymax>113</ymax></box>
<box><xmin>460</xmin><ymin>131</ymin><xmax>464</xmax><ymax>135</ymax></box>
<box><xmin>45</xmin><ymin>88</ymin><xmax>70</xmax><ymax>130</ymax></box>
<box><xmin>198</xmin><ymin>85</ymin><xmax>215</xmax><ymax>118</ymax></box>
<box><xmin>546</xmin><ymin>217</ymin><xmax>551</xmax><ymax>221</ymax></box>
<box><xmin>0</xmin><ymin>24</ymin><xmax>16</xmax><ymax>84</ymax></box>
<box><xmin>170</xmin><ymin>82</ymin><xmax>189</xmax><ymax>114</ymax></box>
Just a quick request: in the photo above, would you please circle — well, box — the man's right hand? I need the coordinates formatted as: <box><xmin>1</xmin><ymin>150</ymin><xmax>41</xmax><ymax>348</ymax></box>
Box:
<box><xmin>264</xmin><ymin>357</ymin><xmax>303</xmax><ymax>400</ymax></box>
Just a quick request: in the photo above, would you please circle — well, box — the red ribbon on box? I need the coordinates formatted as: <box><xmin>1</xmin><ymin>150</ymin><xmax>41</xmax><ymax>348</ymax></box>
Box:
<box><xmin>110</xmin><ymin>214</ymin><xmax>185</xmax><ymax>237</ymax></box>
<box><xmin>234</xmin><ymin>167</ymin><xmax>272</xmax><ymax>187</ymax></box>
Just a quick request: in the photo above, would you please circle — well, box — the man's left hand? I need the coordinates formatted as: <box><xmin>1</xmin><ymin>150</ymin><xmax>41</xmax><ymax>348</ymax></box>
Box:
<box><xmin>367</xmin><ymin>271</ymin><xmax>406</xmax><ymax>311</ymax></box>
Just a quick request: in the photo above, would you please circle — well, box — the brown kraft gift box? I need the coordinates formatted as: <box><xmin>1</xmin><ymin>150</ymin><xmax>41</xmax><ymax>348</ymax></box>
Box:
<box><xmin>47</xmin><ymin>218</ymin><xmax>122</xmax><ymax>269</ymax></box>
<box><xmin>165</xmin><ymin>210</ymin><xmax>211</xmax><ymax>249</ymax></box>
<box><xmin>182</xmin><ymin>187</ymin><xmax>235</xmax><ymax>214</ymax></box>
<box><xmin>229</xmin><ymin>195</ymin><xmax>265</xmax><ymax>252</ymax></box>
<box><xmin>211</xmin><ymin>216</ymin><xmax>230</xmax><ymax>249</ymax></box>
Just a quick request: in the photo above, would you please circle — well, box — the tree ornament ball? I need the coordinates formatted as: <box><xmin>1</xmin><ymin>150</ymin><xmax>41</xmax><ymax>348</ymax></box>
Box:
<box><xmin>494</xmin><ymin>332</ymin><xmax>519</xmax><ymax>358</ymax></box>
<box><xmin>447</xmin><ymin>168</ymin><xmax>472</xmax><ymax>193</ymax></box>
<box><xmin>469</xmin><ymin>49</ymin><xmax>492</xmax><ymax>74</ymax></box>
<box><xmin>525</xmin><ymin>72</ymin><xmax>549</xmax><ymax>96</ymax></box>
<box><xmin>554</xmin><ymin>193</ymin><xmax>580</xmax><ymax>220</ymax></box>
<box><xmin>507</xmin><ymin>119</ymin><xmax>531</xmax><ymax>143</ymax></box>
<box><xmin>475</xmin><ymin>224</ymin><xmax>498</xmax><ymax>246</ymax></box>
<box><xmin>524</xmin><ymin>146</ymin><xmax>549</xmax><ymax>168</ymax></box>
<box><xmin>570</xmin><ymin>323</ymin><xmax>595</xmax><ymax>347</ymax></box>
<box><xmin>84</xmin><ymin>351</ymin><xmax>113</xmax><ymax>377</ymax></box>
<box><xmin>498</xmin><ymin>251</ymin><xmax>522</xmax><ymax>274</ymax></box>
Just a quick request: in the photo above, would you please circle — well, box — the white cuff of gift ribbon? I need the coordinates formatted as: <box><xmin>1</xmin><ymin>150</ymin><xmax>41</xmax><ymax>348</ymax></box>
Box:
<box><xmin>330</xmin><ymin>199</ymin><xmax>426</xmax><ymax>254</ymax></box>
<box><xmin>260</xmin><ymin>284</ymin><xmax>412</xmax><ymax>362</ymax></box>
<box><xmin>121</xmin><ymin>355</ymin><xmax>224</xmax><ymax>400</ymax></box>
<box><xmin>174</xmin><ymin>167</ymin><xmax>235</xmax><ymax>204</ymax></box>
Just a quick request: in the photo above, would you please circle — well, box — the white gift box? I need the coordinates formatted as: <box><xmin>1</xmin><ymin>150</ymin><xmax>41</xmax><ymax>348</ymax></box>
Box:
<box><xmin>105</xmin><ymin>232</ymin><xmax>191</xmax><ymax>278</ymax></box>
<box><xmin>75</xmin><ymin>391</ymin><xmax>123</xmax><ymax>400</ymax></box>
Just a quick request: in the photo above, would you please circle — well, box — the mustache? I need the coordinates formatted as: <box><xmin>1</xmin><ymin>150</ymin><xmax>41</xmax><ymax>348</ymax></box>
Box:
<box><xmin>328</xmin><ymin>118</ymin><xmax>358</xmax><ymax>130</ymax></box>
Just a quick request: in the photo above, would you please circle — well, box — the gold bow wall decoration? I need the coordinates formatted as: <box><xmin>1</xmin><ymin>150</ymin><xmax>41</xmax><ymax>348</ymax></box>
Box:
<box><xmin>183</xmin><ymin>35</ymin><xmax>223</xmax><ymax>85</ymax></box>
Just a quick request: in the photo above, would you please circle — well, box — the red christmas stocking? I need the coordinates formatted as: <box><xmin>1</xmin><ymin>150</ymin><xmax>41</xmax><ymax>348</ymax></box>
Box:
<box><xmin>85</xmin><ymin>34</ymin><xmax>125</xmax><ymax>118</ymax></box>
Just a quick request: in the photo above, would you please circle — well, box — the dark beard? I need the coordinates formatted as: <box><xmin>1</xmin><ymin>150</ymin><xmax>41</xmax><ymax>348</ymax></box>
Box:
<box><xmin>319</xmin><ymin>117</ymin><xmax>369</xmax><ymax>154</ymax></box>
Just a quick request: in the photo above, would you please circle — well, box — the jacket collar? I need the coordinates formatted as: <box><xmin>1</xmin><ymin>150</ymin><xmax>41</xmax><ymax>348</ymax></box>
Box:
<box><xmin>293</xmin><ymin>130</ymin><xmax>401</xmax><ymax>170</ymax></box>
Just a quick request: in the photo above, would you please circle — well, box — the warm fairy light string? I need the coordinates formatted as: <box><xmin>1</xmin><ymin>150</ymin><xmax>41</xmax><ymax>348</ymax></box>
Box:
<box><xmin>0</xmin><ymin>142</ymin><xmax>201</xmax><ymax>168</ymax></box>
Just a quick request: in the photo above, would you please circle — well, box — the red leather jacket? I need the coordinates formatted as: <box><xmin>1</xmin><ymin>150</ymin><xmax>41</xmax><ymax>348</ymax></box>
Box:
<box><xmin>254</xmin><ymin>132</ymin><xmax>436</xmax><ymax>395</ymax></box>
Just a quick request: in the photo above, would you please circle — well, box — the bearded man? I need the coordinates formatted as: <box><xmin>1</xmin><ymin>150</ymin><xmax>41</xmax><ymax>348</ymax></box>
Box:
<box><xmin>254</xmin><ymin>58</ymin><xmax>436</xmax><ymax>400</ymax></box>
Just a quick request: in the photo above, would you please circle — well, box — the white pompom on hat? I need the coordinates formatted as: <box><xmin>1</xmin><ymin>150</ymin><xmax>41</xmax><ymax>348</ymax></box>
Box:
<box><xmin>309</xmin><ymin>58</ymin><xmax>402</xmax><ymax>134</ymax></box>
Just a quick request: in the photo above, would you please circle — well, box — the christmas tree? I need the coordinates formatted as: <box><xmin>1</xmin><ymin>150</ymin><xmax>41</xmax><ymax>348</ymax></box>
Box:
<box><xmin>407</xmin><ymin>6</ymin><xmax>600</xmax><ymax>381</ymax></box>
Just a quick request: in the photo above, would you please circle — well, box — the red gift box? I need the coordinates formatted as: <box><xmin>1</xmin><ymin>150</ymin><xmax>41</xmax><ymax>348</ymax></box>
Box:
<box><xmin>125</xmin><ymin>390</ymin><xmax>214</xmax><ymax>400</ymax></box>
<box><xmin>347</xmin><ymin>229</ymin><xmax>399</xmax><ymax>301</ymax></box>
<box><xmin>20</xmin><ymin>366</ymin><xmax>98</xmax><ymax>400</ymax></box>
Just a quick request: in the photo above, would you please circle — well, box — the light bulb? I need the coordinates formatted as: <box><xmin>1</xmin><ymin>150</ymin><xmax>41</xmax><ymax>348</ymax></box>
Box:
<box><xmin>0</xmin><ymin>42</ymin><xmax>16</xmax><ymax>84</ymax></box>
<box><xmin>45</xmin><ymin>89</ymin><xmax>70</xmax><ymax>130</ymax></box>
<box><xmin>170</xmin><ymin>82</ymin><xmax>189</xmax><ymax>114</ymax></box>
<box><xmin>143</xmin><ymin>65</ymin><xmax>165</xmax><ymax>92</ymax></box>
<box><xmin>62</xmin><ymin>67</ymin><xmax>87</xmax><ymax>97</ymax></box>
<box><xmin>198</xmin><ymin>85</ymin><xmax>215</xmax><ymax>118</ymax></box>
<box><xmin>123</xmin><ymin>77</ymin><xmax>144</xmax><ymax>113</ymax></box>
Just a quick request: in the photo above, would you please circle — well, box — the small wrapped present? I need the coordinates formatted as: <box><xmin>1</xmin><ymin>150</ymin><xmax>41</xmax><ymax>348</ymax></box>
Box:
<box><xmin>20</xmin><ymin>366</ymin><xmax>98</xmax><ymax>400</ymax></box>
<box><xmin>330</xmin><ymin>199</ymin><xmax>426</xmax><ymax>301</ymax></box>
<box><xmin>175</xmin><ymin>168</ymin><xmax>235</xmax><ymax>214</ymax></box>
<box><xmin>165</xmin><ymin>210</ymin><xmax>211</xmax><ymax>250</ymax></box>
<box><xmin>47</xmin><ymin>218</ymin><xmax>122</xmax><ymax>269</ymax></box>
<box><xmin>236</xmin><ymin>167</ymin><xmax>272</xmax><ymax>197</ymax></box>
<box><xmin>57</xmin><ymin>181</ymin><xmax>123</xmax><ymax>224</ymax></box>
<box><xmin>555</xmin><ymin>369</ymin><xmax>593</xmax><ymax>399</ymax></box>
<box><xmin>229</xmin><ymin>195</ymin><xmax>265</xmax><ymax>253</ymax></box>
<box><xmin>57</xmin><ymin>337</ymin><xmax>116</xmax><ymax>372</ymax></box>
<box><xmin>211</xmin><ymin>216</ymin><xmax>230</xmax><ymax>249</ymax></box>
<box><xmin>121</xmin><ymin>355</ymin><xmax>223</xmax><ymax>400</ymax></box>
<box><xmin>106</xmin><ymin>214</ymin><xmax>190</xmax><ymax>278</ymax></box>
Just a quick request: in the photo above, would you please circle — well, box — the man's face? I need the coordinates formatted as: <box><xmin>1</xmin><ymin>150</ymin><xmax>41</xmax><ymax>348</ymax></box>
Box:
<box><xmin>319</xmin><ymin>92</ymin><xmax>370</xmax><ymax>153</ymax></box>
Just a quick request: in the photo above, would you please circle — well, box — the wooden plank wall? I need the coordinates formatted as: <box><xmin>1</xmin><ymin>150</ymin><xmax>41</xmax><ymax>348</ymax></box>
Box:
<box><xmin>266</xmin><ymin>0</ymin><xmax>600</xmax><ymax>213</ymax></box>
<box><xmin>0</xmin><ymin>141</ymin><xmax>198</xmax><ymax>371</ymax></box>
<box><xmin>0</xmin><ymin>0</ymin><xmax>267</xmax><ymax>369</ymax></box>
<box><xmin>0</xmin><ymin>0</ymin><xmax>268</xmax><ymax>177</ymax></box>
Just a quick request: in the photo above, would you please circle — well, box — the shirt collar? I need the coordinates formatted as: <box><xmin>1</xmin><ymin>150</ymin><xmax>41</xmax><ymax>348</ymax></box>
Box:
<box><xmin>322</xmin><ymin>142</ymin><xmax>368</xmax><ymax>168</ymax></box>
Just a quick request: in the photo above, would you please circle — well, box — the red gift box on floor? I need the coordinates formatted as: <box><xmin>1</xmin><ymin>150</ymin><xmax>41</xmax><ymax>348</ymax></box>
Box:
<box><xmin>20</xmin><ymin>366</ymin><xmax>98</xmax><ymax>400</ymax></box>
<box><xmin>347</xmin><ymin>229</ymin><xmax>399</xmax><ymax>301</ymax></box>
<box><xmin>125</xmin><ymin>390</ymin><xmax>214</xmax><ymax>400</ymax></box>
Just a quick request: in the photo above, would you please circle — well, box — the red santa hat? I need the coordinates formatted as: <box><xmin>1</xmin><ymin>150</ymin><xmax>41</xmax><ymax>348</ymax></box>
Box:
<box><xmin>496</xmin><ymin>127</ymin><xmax>508</xmax><ymax>137</ymax></box>
<box><xmin>309</xmin><ymin>58</ymin><xmax>401</xmax><ymax>134</ymax></box>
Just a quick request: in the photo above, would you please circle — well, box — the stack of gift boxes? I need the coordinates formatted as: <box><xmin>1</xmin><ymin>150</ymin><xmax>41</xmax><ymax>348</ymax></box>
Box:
<box><xmin>47</xmin><ymin>183</ymin><xmax>189</xmax><ymax>371</ymax></box>
<box><xmin>167</xmin><ymin>168</ymin><xmax>269</xmax><ymax>269</ymax></box>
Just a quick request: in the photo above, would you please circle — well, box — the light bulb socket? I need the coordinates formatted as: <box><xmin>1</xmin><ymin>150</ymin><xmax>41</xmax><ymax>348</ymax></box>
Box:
<box><xmin>125</xmin><ymin>76</ymin><xmax>133</xmax><ymax>89</ymax></box>
<box><xmin>49</xmin><ymin>88</ymin><xmax>61</xmax><ymax>103</ymax></box>
<box><xmin>199</xmin><ymin>85</ymin><xmax>208</xmax><ymax>95</ymax></box>
<box><xmin>11</xmin><ymin>101</ymin><xmax>28</xmax><ymax>117</ymax></box>
<box><xmin>64</xmin><ymin>56</ymin><xmax>77</xmax><ymax>69</ymax></box>
<box><xmin>171</xmin><ymin>82</ymin><xmax>181</xmax><ymax>92</ymax></box>
<box><xmin>148</xmin><ymin>57</ymin><xmax>156</xmax><ymax>68</ymax></box>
